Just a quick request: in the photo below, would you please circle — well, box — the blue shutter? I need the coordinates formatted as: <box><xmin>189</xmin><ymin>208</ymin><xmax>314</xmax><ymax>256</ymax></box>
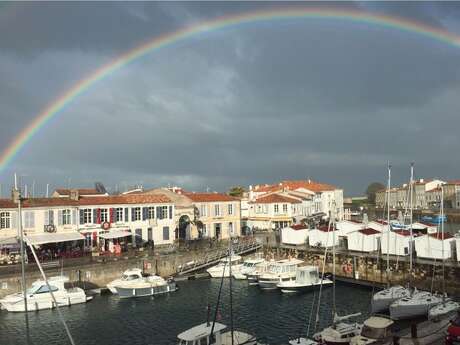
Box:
<box><xmin>131</xmin><ymin>208</ymin><xmax>135</xmax><ymax>221</ymax></box>
<box><xmin>142</xmin><ymin>207</ymin><xmax>147</xmax><ymax>221</ymax></box>
<box><xmin>92</xmin><ymin>209</ymin><xmax>97</xmax><ymax>224</ymax></box>
<box><xmin>169</xmin><ymin>206</ymin><xmax>173</xmax><ymax>219</ymax></box>
<box><xmin>124</xmin><ymin>208</ymin><xmax>129</xmax><ymax>222</ymax></box>
<box><xmin>163</xmin><ymin>226</ymin><xmax>169</xmax><ymax>241</ymax></box>
<box><xmin>156</xmin><ymin>207</ymin><xmax>162</xmax><ymax>220</ymax></box>
<box><xmin>79</xmin><ymin>210</ymin><xmax>84</xmax><ymax>224</ymax></box>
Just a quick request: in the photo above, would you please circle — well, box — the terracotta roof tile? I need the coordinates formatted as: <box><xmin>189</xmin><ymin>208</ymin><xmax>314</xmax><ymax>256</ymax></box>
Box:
<box><xmin>54</xmin><ymin>188</ymin><xmax>104</xmax><ymax>196</ymax></box>
<box><xmin>254</xmin><ymin>180</ymin><xmax>337</xmax><ymax>193</ymax></box>
<box><xmin>291</xmin><ymin>224</ymin><xmax>308</xmax><ymax>230</ymax></box>
<box><xmin>184</xmin><ymin>192</ymin><xmax>238</xmax><ymax>202</ymax></box>
<box><xmin>250</xmin><ymin>194</ymin><xmax>301</xmax><ymax>204</ymax></box>
<box><xmin>428</xmin><ymin>232</ymin><xmax>454</xmax><ymax>240</ymax></box>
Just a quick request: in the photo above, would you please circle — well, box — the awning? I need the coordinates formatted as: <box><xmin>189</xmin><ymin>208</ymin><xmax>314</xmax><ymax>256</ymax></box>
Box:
<box><xmin>98</xmin><ymin>230</ymin><xmax>131</xmax><ymax>240</ymax></box>
<box><xmin>25</xmin><ymin>232</ymin><xmax>85</xmax><ymax>245</ymax></box>
<box><xmin>0</xmin><ymin>236</ymin><xmax>19</xmax><ymax>247</ymax></box>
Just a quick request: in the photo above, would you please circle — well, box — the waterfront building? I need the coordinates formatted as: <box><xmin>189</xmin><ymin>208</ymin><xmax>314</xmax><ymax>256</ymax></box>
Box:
<box><xmin>0</xmin><ymin>192</ymin><xmax>175</xmax><ymax>251</ymax></box>
<box><xmin>380</xmin><ymin>230</ymin><xmax>412</xmax><ymax>256</ymax></box>
<box><xmin>347</xmin><ymin>228</ymin><xmax>381</xmax><ymax>253</ymax></box>
<box><xmin>414</xmin><ymin>232</ymin><xmax>456</xmax><ymax>260</ymax></box>
<box><xmin>280</xmin><ymin>224</ymin><xmax>309</xmax><ymax>245</ymax></box>
<box><xmin>183</xmin><ymin>192</ymin><xmax>241</xmax><ymax>239</ymax></box>
<box><xmin>249</xmin><ymin>179</ymin><xmax>344</xmax><ymax>220</ymax></box>
<box><xmin>308</xmin><ymin>225</ymin><xmax>339</xmax><ymax>248</ymax></box>
<box><xmin>443</xmin><ymin>180</ymin><xmax>460</xmax><ymax>209</ymax></box>
<box><xmin>247</xmin><ymin>193</ymin><xmax>303</xmax><ymax>230</ymax></box>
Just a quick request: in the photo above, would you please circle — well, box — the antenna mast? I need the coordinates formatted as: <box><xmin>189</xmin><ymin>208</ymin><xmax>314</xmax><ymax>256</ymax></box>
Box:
<box><xmin>386</xmin><ymin>163</ymin><xmax>391</xmax><ymax>287</ymax></box>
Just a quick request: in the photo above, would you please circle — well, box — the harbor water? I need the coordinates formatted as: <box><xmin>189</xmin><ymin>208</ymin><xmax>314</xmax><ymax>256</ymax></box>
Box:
<box><xmin>0</xmin><ymin>279</ymin><xmax>373</xmax><ymax>345</ymax></box>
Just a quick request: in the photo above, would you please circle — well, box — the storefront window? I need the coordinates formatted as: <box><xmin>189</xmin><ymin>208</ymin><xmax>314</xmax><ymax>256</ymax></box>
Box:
<box><xmin>133</xmin><ymin>207</ymin><xmax>141</xmax><ymax>221</ymax></box>
<box><xmin>115</xmin><ymin>208</ymin><xmax>123</xmax><ymax>222</ymax></box>
<box><xmin>100</xmin><ymin>208</ymin><xmax>108</xmax><ymax>222</ymax></box>
<box><xmin>0</xmin><ymin>212</ymin><xmax>11</xmax><ymax>229</ymax></box>
<box><xmin>148</xmin><ymin>207</ymin><xmax>155</xmax><ymax>219</ymax></box>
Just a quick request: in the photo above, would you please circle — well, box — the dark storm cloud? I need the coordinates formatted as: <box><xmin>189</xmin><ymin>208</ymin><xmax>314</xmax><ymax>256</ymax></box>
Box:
<box><xmin>1</xmin><ymin>2</ymin><xmax>460</xmax><ymax>195</ymax></box>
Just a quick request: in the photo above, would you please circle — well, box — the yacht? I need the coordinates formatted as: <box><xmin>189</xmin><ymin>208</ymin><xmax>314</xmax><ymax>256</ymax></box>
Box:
<box><xmin>115</xmin><ymin>275</ymin><xmax>177</xmax><ymax>298</ymax></box>
<box><xmin>277</xmin><ymin>266</ymin><xmax>332</xmax><ymax>293</ymax></box>
<box><xmin>389</xmin><ymin>289</ymin><xmax>443</xmax><ymax>320</ymax></box>
<box><xmin>258</xmin><ymin>258</ymin><xmax>303</xmax><ymax>290</ymax></box>
<box><xmin>207</xmin><ymin>255</ymin><xmax>243</xmax><ymax>278</ymax></box>
<box><xmin>312</xmin><ymin>314</ymin><xmax>362</xmax><ymax>345</ymax></box>
<box><xmin>0</xmin><ymin>276</ymin><xmax>92</xmax><ymax>312</ymax></box>
<box><xmin>233</xmin><ymin>255</ymin><xmax>266</xmax><ymax>280</ymax></box>
<box><xmin>371</xmin><ymin>285</ymin><xmax>411</xmax><ymax>313</ymax></box>
<box><xmin>247</xmin><ymin>260</ymin><xmax>271</xmax><ymax>285</ymax></box>
<box><xmin>349</xmin><ymin>315</ymin><xmax>394</xmax><ymax>345</ymax></box>
<box><xmin>106</xmin><ymin>268</ymin><xmax>144</xmax><ymax>294</ymax></box>
<box><xmin>428</xmin><ymin>300</ymin><xmax>460</xmax><ymax>321</ymax></box>
<box><xmin>177</xmin><ymin>322</ymin><xmax>263</xmax><ymax>345</ymax></box>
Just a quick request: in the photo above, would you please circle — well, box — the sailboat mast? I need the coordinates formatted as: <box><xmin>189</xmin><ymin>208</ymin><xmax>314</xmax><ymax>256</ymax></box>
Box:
<box><xmin>386</xmin><ymin>164</ymin><xmax>391</xmax><ymax>288</ymax></box>
<box><xmin>409</xmin><ymin>163</ymin><xmax>414</xmax><ymax>275</ymax></box>
<box><xmin>15</xmin><ymin>174</ymin><xmax>28</xmax><ymax>314</ymax></box>
<box><xmin>332</xmin><ymin>202</ymin><xmax>336</xmax><ymax>318</ymax></box>
<box><xmin>441</xmin><ymin>186</ymin><xmax>445</xmax><ymax>296</ymax></box>
<box><xmin>229</xmin><ymin>239</ymin><xmax>234</xmax><ymax>345</ymax></box>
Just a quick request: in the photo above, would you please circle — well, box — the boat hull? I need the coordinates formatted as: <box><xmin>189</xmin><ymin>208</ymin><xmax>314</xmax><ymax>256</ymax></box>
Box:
<box><xmin>390</xmin><ymin>301</ymin><xmax>440</xmax><ymax>320</ymax></box>
<box><xmin>116</xmin><ymin>282</ymin><xmax>177</xmax><ymax>299</ymax></box>
<box><xmin>279</xmin><ymin>281</ymin><xmax>332</xmax><ymax>294</ymax></box>
<box><xmin>0</xmin><ymin>291</ymin><xmax>92</xmax><ymax>312</ymax></box>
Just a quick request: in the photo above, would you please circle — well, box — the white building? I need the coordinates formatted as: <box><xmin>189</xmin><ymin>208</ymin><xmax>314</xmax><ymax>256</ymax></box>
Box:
<box><xmin>280</xmin><ymin>224</ymin><xmax>309</xmax><ymax>245</ymax></box>
<box><xmin>381</xmin><ymin>230</ymin><xmax>412</xmax><ymax>256</ymax></box>
<box><xmin>308</xmin><ymin>225</ymin><xmax>339</xmax><ymax>248</ymax></box>
<box><xmin>347</xmin><ymin>228</ymin><xmax>381</xmax><ymax>253</ymax></box>
<box><xmin>336</xmin><ymin>220</ymin><xmax>364</xmax><ymax>237</ymax></box>
<box><xmin>368</xmin><ymin>220</ymin><xmax>388</xmax><ymax>232</ymax></box>
<box><xmin>414</xmin><ymin>232</ymin><xmax>456</xmax><ymax>260</ymax></box>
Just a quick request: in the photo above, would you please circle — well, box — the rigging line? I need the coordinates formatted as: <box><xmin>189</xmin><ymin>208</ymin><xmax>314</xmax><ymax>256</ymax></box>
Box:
<box><xmin>209</xmin><ymin>261</ymin><xmax>227</xmax><ymax>344</ymax></box>
<box><xmin>26</xmin><ymin>238</ymin><xmax>76</xmax><ymax>345</ymax></box>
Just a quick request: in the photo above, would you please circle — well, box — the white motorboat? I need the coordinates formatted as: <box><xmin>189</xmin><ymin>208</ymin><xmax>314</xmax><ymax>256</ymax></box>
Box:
<box><xmin>288</xmin><ymin>339</ymin><xmax>319</xmax><ymax>345</ymax></box>
<box><xmin>233</xmin><ymin>255</ymin><xmax>265</xmax><ymax>280</ymax></box>
<box><xmin>106</xmin><ymin>268</ymin><xmax>144</xmax><ymax>294</ymax></box>
<box><xmin>0</xmin><ymin>276</ymin><xmax>92</xmax><ymax>312</ymax></box>
<box><xmin>277</xmin><ymin>266</ymin><xmax>333</xmax><ymax>293</ymax></box>
<box><xmin>312</xmin><ymin>313</ymin><xmax>362</xmax><ymax>345</ymax></box>
<box><xmin>349</xmin><ymin>315</ymin><xmax>394</xmax><ymax>345</ymax></box>
<box><xmin>177</xmin><ymin>322</ymin><xmax>263</xmax><ymax>345</ymax></box>
<box><xmin>207</xmin><ymin>255</ymin><xmax>243</xmax><ymax>278</ymax></box>
<box><xmin>389</xmin><ymin>290</ymin><xmax>443</xmax><ymax>320</ymax></box>
<box><xmin>247</xmin><ymin>260</ymin><xmax>271</xmax><ymax>285</ymax></box>
<box><xmin>115</xmin><ymin>275</ymin><xmax>177</xmax><ymax>298</ymax></box>
<box><xmin>371</xmin><ymin>285</ymin><xmax>411</xmax><ymax>313</ymax></box>
<box><xmin>258</xmin><ymin>258</ymin><xmax>303</xmax><ymax>290</ymax></box>
<box><xmin>428</xmin><ymin>300</ymin><xmax>460</xmax><ymax>321</ymax></box>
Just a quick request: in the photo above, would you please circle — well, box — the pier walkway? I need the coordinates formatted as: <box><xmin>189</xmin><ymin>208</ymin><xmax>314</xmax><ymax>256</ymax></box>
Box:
<box><xmin>175</xmin><ymin>238</ymin><xmax>262</xmax><ymax>276</ymax></box>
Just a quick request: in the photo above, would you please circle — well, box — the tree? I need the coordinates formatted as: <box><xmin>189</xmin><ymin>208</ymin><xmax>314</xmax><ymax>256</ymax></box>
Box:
<box><xmin>366</xmin><ymin>182</ymin><xmax>385</xmax><ymax>204</ymax></box>
<box><xmin>228</xmin><ymin>186</ymin><xmax>245</xmax><ymax>197</ymax></box>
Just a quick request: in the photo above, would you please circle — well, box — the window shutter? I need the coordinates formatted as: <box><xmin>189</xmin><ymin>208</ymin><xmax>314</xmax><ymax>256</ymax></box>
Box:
<box><xmin>124</xmin><ymin>208</ymin><xmax>129</xmax><ymax>222</ymax></box>
<box><xmin>58</xmin><ymin>210</ymin><xmax>63</xmax><ymax>226</ymax></box>
<box><xmin>79</xmin><ymin>210</ymin><xmax>84</xmax><ymax>224</ymax></box>
<box><xmin>44</xmin><ymin>210</ymin><xmax>49</xmax><ymax>225</ymax></box>
<box><xmin>156</xmin><ymin>207</ymin><xmax>162</xmax><ymax>220</ymax></box>
<box><xmin>72</xmin><ymin>210</ymin><xmax>77</xmax><ymax>225</ymax></box>
<box><xmin>11</xmin><ymin>212</ymin><xmax>17</xmax><ymax>229</ymax></box>
<box><xmin>30</xmin><ymin>212</ymin><xmax>35</xmax><ymax>228</ymax></box>
<box><xmin>131</xmin><ymin>208</ymin><xmax>135</xmax><ymax>222</ymax></box>
<box><xmin>97</xmin><ymin>208</ymin><xmax>101</xmax><ymax>224</ymax></box>
<box><xmin>110</xmin><ymin>208</ymin><xmax>115</xmax><ymax>223</ymax></box>
<box><xmin>169</xmin><ymin>206</ymin><xmax>173</xmax><ymax>219</ymax></box>
<box><xmin>142</xmin><ymin>207</ymin><xmax>147</xmax><ymax>221</ymax></box>
<box><xmin>93</xmin><ymin>209</ymin><xmax>97</xmax><ymax>224</ymax></box>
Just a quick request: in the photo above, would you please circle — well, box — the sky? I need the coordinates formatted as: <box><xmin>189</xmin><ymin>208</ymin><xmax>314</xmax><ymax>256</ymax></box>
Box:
<box><xmin>1</xmin><ymin>1</ymin><xmax>460</xmax><ymax>196</ymax></box>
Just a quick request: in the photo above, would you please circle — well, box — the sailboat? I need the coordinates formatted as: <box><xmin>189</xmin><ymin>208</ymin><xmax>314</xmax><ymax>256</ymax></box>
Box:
<box><xmin>177</xmin><ymin>239</ymin><xmax>266</xmax><ymax>345</ymax></box>
<box><xmin>389</xmin><ymin>163</ymin><xmax>445</xmax><ymax>320</ymax></box>
<box><xmin>371</xmin><ymin>164</ymin><xmax>410</xmax><ymax>313</ymax></box>
<box><xmin>428</xmin><ymin>186</ymin><xmax>460</xmax><ymax>321</ymax></box>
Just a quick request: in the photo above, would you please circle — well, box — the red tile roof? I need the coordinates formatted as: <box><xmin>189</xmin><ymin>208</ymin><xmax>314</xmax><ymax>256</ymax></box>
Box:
<box><xmin>316</xmin><ymin>225</ymin><xmax>336</xmax><ymax>232</ymax></box>
<box><xmin>359</xmin><ymin>228</ymin><xmax>380</xmax><ymax>235</ymax></box>
<box><xmin>428</xmin><ymin>232</ymin><xmax>454</xmax><ymax>240</ymax></box>
<box><xmin>373</xmin><ymin>220</ymin><xmax>388</xmax><ymax>225</ymax></box>
<box><xmin>254</xmin><ymin>180</ymin><xmax>337</xmax><ymax>193</ymax></box>
<box><xmin>184</xmin><ymin>192</ymin><xmax>238</xmax><ymax>202</ymax></box>
<box><xmin>291</xmin><ymin>224</ymin><xmax>308</xmax><ymax>230</ymax></box>
<box><xmin>54</xmin><ymin>188</ymin><xmax>104</xmax><ymax>196</ymax></box>
<box><xmin>250</xmin><ymin>194</ymin><xmax>301</xmax><ymax>204</ymax></box>
<box><xmin>0</xmin><ymin>194</ymin><xmax>171</xmax><ymax>209</ymax></box>
<box><xmin>446</xmin><ymin>180</ymin><xmax>460</xmax><ymax>185</ymax></box>
<box><xmin>394</xmin><ymin>230</ymin><xmax>412</xmax><ymax>237</ymax></box>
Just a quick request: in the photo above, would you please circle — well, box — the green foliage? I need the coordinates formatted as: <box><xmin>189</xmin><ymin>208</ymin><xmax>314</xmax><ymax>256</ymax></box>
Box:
<box><xmin>366</xmin><ymin>182</ymin><xmax>385</xmax><ymax>204</ymax></box>
<box><xmin>228</xmin><ymin>186</ymin><xmax>245</xmax><ymax>197</ymax></box>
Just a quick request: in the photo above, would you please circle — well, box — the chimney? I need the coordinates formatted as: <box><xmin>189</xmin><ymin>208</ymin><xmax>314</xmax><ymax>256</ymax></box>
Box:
<box><xmin>308</xmin><ymin>179</ymin><xmax>311</xmax><ymax>184</ymax></box>
<box><xmin>70</xmin><ymin>189</ymin><xmax>79</xmax><ymax>201</ymax></box>
<box><xmin>419</xmin><ymin>178</ymin><xmax>424</xmax><ymax>183</ymax></box>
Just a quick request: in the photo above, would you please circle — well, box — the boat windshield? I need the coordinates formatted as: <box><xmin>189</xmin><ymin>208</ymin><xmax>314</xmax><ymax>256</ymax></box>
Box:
<box><xmin>361</xmin><ymin>325</ymin><xmax>390</xmax><ymax>339</ymax></box>
<box><xmin>27</xmin><ymin>284</ymin><xmax>58</xmax><ymax>295</ymax></box>
<box><xmin>122</xmin><ymin>274</ymin><xmax>140</xmax><ymax>281</ymax></box>
<box><xmin>178</xmin><ymin>336</ymin><xmax>209</xmax><ymax>345</ymax></box>
<box><xmin>243</xmin><ymin>262</ymin><xmax>254</xmax><ymax>268</ymax></box>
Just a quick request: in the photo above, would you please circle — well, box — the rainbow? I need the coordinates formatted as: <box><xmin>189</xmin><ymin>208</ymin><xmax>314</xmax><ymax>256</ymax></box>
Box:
<box><xmin>1</xmin><ymin>7</ymin><xmax>460</xmax><ymax>174</ymax></box>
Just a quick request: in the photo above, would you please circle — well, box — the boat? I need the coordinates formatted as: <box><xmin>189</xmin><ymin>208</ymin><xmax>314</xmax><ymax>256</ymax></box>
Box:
<box><xmin>115</xmin><ymin>275</ymin><xmax>177</xmax><ymax>298</ymax></box>
<box><xmin>428</xmin><ymin>300</ymin><xmax>460</xmax><ymax>321</ymax></box>
<box><xmin>349</xmin><ymin>315</ymin><xmax>394</xmax><ymax>345</ymax></box>
<box><xmin>371</xmin><ymin>285</ymin><xmax>411</xmax><ymax>313</ymax></box>
<box><xmin>312</xmin><ymin>314</ymin><xmax>362</xmax><ymax>345</ymax></box>
<box><xmin>207</xmin><ymin>255</ymin><xmax>243</xmax><ymax>278</ymax></box>
<box><xmin>247</xmin><ymin>260</ymin><xmax>271</xmax><ymax>285</ymax></box>
<box><xmin>277</xmin><ymin>266</ymin><xmax>332</xmax><ymax>293</ymax></box>
<box><xmin>258</xmin><ymin>258</ymin><xmax>303</xmax><ymax>290</ymax></box>
<box><xmin>177</xmin><ymin>322</ymin><xmax>262</xmax><ymax>345</ymax></box>
<box><xmin>232</xmin><ymin>254</ymin><xmax>265</xmax><ymax>280</ymax></box>
<box><xmin>421</xmin><ymin>215</ymin><xmax>447</xmax><ymax>224</ymax></box>
<box><xmin>288</xmin><ymin>339</ymin><xmax>319</xmax><ymax>345</ymax></box>
<box><xmin>389</xmin><ymin>289</ymin><xmax>443</xmax><ymax>320</ymax></box>
<box><xmin>372</xmin><ymin>165</ymin><xmax>411</xmax><ymax>313</ymax></box>
<box><xmin>0</xmin><ymin>276</ymin><xmax>93</xmax><ymax>312</ymax></box>
<box><xmin>106</xmin><ymin>268</ymin><xmax>144</xmax><ymax>294</ymax></box>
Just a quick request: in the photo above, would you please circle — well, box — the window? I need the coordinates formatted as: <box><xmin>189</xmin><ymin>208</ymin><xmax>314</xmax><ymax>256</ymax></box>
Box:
<box><xmin>116</xmin><ymin>208</ymin><xmax>123</xmax><ymax>222</ymax></box>
<box><xmin>160</xmin><ymin>206</ymin><xmax>168</xmax><ymax>219</ymax></box>
<box><xmin>228</xmin><ymin>204</ymin><xmax>233</xmax><ymax>215</ymax></box>
<box><xmin>62</xmin><ymin>209</ymin><xmax>71</xmax><ymax>225</ymax></box>
<box><xmin>0</xmin><ymin>212</ymin><xmax>11</xmax><ymax>229</ymax></box>
<box><xmin>100</xmin><ymin>208</ymin><xmax>108</xmax><ymax>222</ymax></box>
<box><xmin>132</xmin><ymin>207</ymin><xmax>141</xmax><ymax>221</ymax></box>
<box><xmin>148</xmin><ymin>207</ymin><xmax>155</xmax><ymax>219</ymax></box>
<box><xmin>274</xmin><ymin>204</ymin><xmax>279</xmax><ymax>213</ymax></box>
<box><xmin>283</xmin><ymin>204</ymin><xmax>288</xmax><ymax>213</ymax></box>
<box><xmin>214</xmin><ymin>204</ymin><xmax>221</xmax><ymax>216</ymax></box>
<box><xmin>45</xmin><ymin>210</ymin><xmax>54</xmax><ymax>225</ymax></box>
<box><xmin>228</xmin><ymin>222</ymin><xmax>234</xmax><ymax>236</ymax></box>
<box><xmin>163</xmin><ymin>226</ymin><xmax>170</xmax><ymax>241</ymax></box>
<box><xmin>200</xmin><ymin>204</ymin><xmax>207</xmax><ymax>217</ymax></box>
<box><xmin>35</xmin><ymin>285</ymin><xmax>58</xmax><ymax>294</ymax></box>
<box><xmin>24</xmin><ymin>211</ymin><xmax>35</xmax><ymax>228</ymax></box>
<box><xmin>83</xmin><ymin>209</ymin><xmax>92</xmax><ymax>224</ymax></box>
<box><xmin>202</xmin><ymin>224</ymin><xmax>207</xmax><ymax>237</ymax></box>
